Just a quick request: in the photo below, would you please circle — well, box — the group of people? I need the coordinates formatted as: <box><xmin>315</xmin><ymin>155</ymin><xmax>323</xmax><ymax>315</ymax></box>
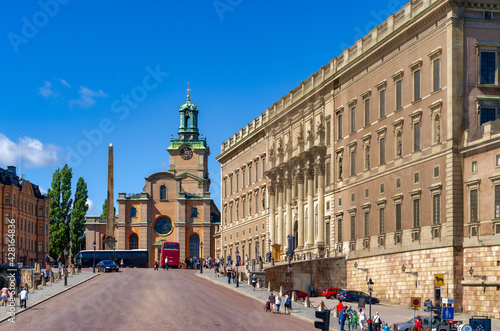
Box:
<box><xmin>265</xmin><ymin>292</ymin><xmax>291</xmax><ymax>314</ymax></box>
<box><xmin>1</xmin><ymin>286</ymin><xmax>29</xmax><ymax>308</ymax></box>
<box><xmin>339</xmin><ymin>304</ymin><xmax>388</xmax><ymax>331</ymax></box>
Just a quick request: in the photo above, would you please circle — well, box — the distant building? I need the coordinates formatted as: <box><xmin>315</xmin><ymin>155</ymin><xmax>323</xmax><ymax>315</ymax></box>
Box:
<box><xmin>217</xmin><ymin>0</ymin><xmax>500</xmax><ymax>318</ymax></box>
<box><xmin>0</xmin><ymin>166</ymin><xmax>50</xmax><ymax>265</ymax></box>
<box><xmin>85</xmin><ymin>92</ymin><xmax>220</xmax><ymax>267</ymax></box>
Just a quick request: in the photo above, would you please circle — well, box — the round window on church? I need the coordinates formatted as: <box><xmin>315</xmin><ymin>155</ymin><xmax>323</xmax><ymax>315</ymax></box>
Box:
<box><xmin>154</xmin><ymin>217</ymin><xmax>173</xmax><ymax>236</ymax></box>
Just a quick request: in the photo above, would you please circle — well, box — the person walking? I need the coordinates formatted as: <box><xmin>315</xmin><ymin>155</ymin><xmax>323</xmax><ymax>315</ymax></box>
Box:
<box><xmin>154</xmin><ymin>260</ymin><xmax>159</xmax><ymax>270</ymax></box>
<box><xmin>373</xmin><ymin>312</ymin><xmax>382</xmax><ymax>331</ymax></box>
<box><xmin>339</xmin><ymin>306</ymin><xmax>348</xmax><ymax>331</ymax></box>
<box><xmin>358</xmin><ymin>308</ymin><xmax>366</xmax><ymax>330</ymax></box>
<box><xmin>275</xmin><ymin>295</ymin><xmax>281</xmax><ymax>314</ymax></box>
<box><xmin>383</xmin><ymin>323</ymin><xmax>390</xmax><ymax>331</ymax></box>
<box><xmin>347</xmin><ymin>306</ymin><xmax>354</xmax><ymax>330</ymax></box>
<box><xmin>19</xmin><ymin>287</ymin><xmax>28</xmax><ymax>308</ymax></box>
<box><xmin>352</xmin><ymin>310</ymin><xmax>358</xmax><ymax>329</ymax></box>
<box><xmin>251</xmin><ymin>274</ymin><xmax>257</xmax><ymax>291</ymax></box>
<box><xmin>120</xmin><ymin>259</ymin><xmax>124</xmax><ymax>268</ymax></box>
<box><xmin>1</xmin><ymin>287</ymin><xmax>9</xmax><ymax>306</ymax></box>
<box><xmin>227</xmin><ymin>268</ymin><xmax>232</xmax><ymax>284</ymax></box>
<box><xmin>414</xmin><ymin>315</ymin><xmax>423</xmax><ymax>331</ymax></box>
<box><xmin>284</xmin><ymin>294</ymin><xmax>291</xmax><ymax>314</ymax></box>
<box><xmin>214</xmin><ymin>260</ymin><xmax>219</xmax><ymax>277</ymax></box>
<box><xmin>164</xmin><ymin>257</ymin><xmax>169</xmax><ymax>271</ymax></box>
<box><xmin>268</xmin><ymin>292</ymin><xmax>276</xmax><ymax>313</ymax></box>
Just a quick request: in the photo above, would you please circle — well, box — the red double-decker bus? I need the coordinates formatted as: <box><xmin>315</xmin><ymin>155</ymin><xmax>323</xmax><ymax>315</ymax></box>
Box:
<box><xmin>161</xmin><ymin>242</ymin><xmax>180</xmax><ymax>267</ymax></box>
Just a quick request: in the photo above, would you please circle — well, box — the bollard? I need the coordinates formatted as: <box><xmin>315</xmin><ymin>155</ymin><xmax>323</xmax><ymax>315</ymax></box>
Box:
<box><xmin>292</xmin><ymin>291</ymin><xmax>298</xmax><ymax>302</ymax></box>
<box><xmin>50</xmin><ymin>273</ymin><xmax>54</xmax><ymax>283</ymax></box>
<box><xmin>319</xmin><ymin>301</ymin><xmax>325</xmax><ymax>311</ymax></box>
<box><xmin>305</xmin><ymin>296</ymin><xmax>311</xmax><ymax>308</ymax></box>
<box><xmin>332</xmin><ymin>306</ymin><xmax>339</xmax><ymax>318</ymax></box>
<box><xmin>71</xmin><ymin>267</ymin><xmax>75</xmax><ymax>276</ymax></box>
<box><xmin>257</xmin><ymin>279</ymin><xmax>261</xmax><ymax>289</ymax></box>
<box><xmin>42</xmin><ymin>277</ymin><xmax>46</xmax><ymax>286</ymax></box>
<box><xmin>33</xmin><ymin>281</ymin><xmax>38</xmax><ymax>290</ymax></box>
<box><xmin>268</xmin><ymin>282</ymin><xmax>271</xmax><ymax>292</ymax></box>
<box><xmin>279</xmin><ymin>286</ymin><xmax>283</xmax><ymax>297</ymax></box>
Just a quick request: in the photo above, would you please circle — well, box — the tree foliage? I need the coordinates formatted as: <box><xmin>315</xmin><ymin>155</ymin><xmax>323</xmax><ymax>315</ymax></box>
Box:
<box><xmin>70</xmin><ymin>177</ymin><xmax>88</xmax><ymax>261</ymax></box>
<box><xmin>47</xmin><ymin>165</ymin><xmax>73</xmax><ymax>258</ymax></box>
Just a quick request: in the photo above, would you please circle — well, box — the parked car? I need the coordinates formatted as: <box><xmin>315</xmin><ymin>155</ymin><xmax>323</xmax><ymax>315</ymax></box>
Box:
<box><xmin>322</xmin><ymin>287</ymin><xmax>343</xmax><ymax>299</ymax></box>
<box><xmin>285</xmin><ymin>289</ymin><xmax>308</xmax><ymax>302</ymax></box>
<box><xmin>336</xmin><ymin>290</ymin><xmax>379</xmax><ymax>304</ymax></box>
<box><xmin>396</xmin><ymin>317</ymin><xmax>458</xmax><ymax>331</ymax></box>
<box><xmin>96</xmin><ymin>260</ymin><xmax>119</xmax><ymax>272</ymax></box>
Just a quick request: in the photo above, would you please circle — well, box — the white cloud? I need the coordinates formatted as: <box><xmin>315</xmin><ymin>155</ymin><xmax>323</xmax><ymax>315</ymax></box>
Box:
<box><xmin>38</xmin><ymin>81</ymin><xmax>57</xmax><ymax>98</ymax></box>
<box><xmin>86</xmin><ymin>198</ymin><xmax>97</xmax><ymax>215</ymax></box>
<box><xmin>0</xmin><ymin>133</ymin><xmax>61</xmax><ymax>169</ymax></box>
<box><xmin>39</xmin><ymin>186</ymin><xmax>48</xmax><ymax>195</ymax></box>
<box><xmin>57</xmin><ymin>78</ymin><xmax>71</xmax><ymax>88</ymax></box>
<box><xmin>69</xmin><ymin>86</ymin><xmax>107</xmax><ymax>108</ymax></box>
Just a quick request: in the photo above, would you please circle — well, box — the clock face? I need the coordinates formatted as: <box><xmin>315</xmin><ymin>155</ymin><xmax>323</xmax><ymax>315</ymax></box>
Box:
<box><xmin>180</xmin><ymin>147</ymin><xmax>193</xmax><ymax>160</ymax></box>
<box><xmin>154</xmin><ymin>217</ymin><xmax>173</xmax><ymax>235</ymax></box>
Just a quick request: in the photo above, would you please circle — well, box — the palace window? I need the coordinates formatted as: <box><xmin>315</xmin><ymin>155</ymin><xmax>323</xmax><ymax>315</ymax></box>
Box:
<box><xmin>414</xmin><ymin>122</ymin><xmax>421</xmax><ymax>152</ymax></box>
<box><xmin>129</xmin><ymin>233</ymin><xmax>139</xmax><ymax>250</ymax></box>
<box><xmin>338</xmin><ymin>114</ymin><xmax>343</xmax><ymax>140</ymax></box>
<box><xmin>379</xmin><ymin>208</ymin><xmax>385</xmax><ymax>234</ymax></box>
<box><xmin>433</xmin><ymin>59</ymin><xmax>440</xmax><ymax>92</ymax></box>
<box><xmin>379</xmin><ymin>90</ymin><xmax>386</xmax><ymax>118</ymax></box>
<box><xmin>191</xmin><ymin>207</ymin><xmax>198</xmax><ymax>218</ymax></box>
<box><xmin>350</xmin><ymin>150</ymin><xmax>356</xmax><ymax>176</ymax></box>
<box><xmin>413</xmin><ymin>199</ymin><xmax>420</xmax><ymax>228</ymax></box>
<box><xmin>242</xmin><ymin>169</ymin><xmax>246</xmax><ymax>187</ymax></box>
<box><xmin>242</xmin><ymin>199</ymin><xmax>246</xmax><ymax>217</ymax></box>
<box><xmin>337</xmin><ymin>218</ymin><xmax>343</xmax><ymax>242</ymax></box>
<box><xmin>130</xmin><ymin>207</ymin><xmax>137</xmax><ymax>218</ymax></box>
<box><xmin>433</xmin><ymin>194</ymin><xmax>441</xmax><ymax>224</ymax></box>
<box><xmin>480</xmin><ymin>51</ymin><xmax>496</xmax><ymax>85</ymax></box>
<box><xmin>413</xmin><ymin>70</ymin><xmax>421</xmax><ymax>101</ymax></box>
<box><xmin>364</xmin><ymin>211</ymin><xmax>370</xmax><ymax>237</ymax></box>
<box><xmin>351</xmin><ymin>107</ymin><xmax>356</xmax><ymax>133</ymax></box>
<box><xmin>395</xmin><ymin>203</ymin><xmax>402</xmax><ymax>231</ymax></box>
<box><xmin>470</xmin><ymin>189</ymin><xmax>478</xmax><ymax>223</ymax></box>
<box><xmin>255</xmin><ymin>163</ymin><xmax>259</xmax><ymax>180</ymax></box>
<box><xmin>4</xmin><ymin>213</ymin><xmax>9</xmax><ymax>225</ymax></box>
<box><xmin>350</xmin><ymin>215</ymin><xmax>356</xmax><ymax>241</ymax></box>
<box><xmin>160</xmin><ymin>185</ymin><xmax>166</xmax><ymax>200</ymax></box>
<box><xmin>364</xmin><ymin>99</ymin><xmax>370</xmax><ymax>127</ymax></box>
<box><xmin>495</xmin><ymin>185</ymin><xmax>500</xmax><ymax>218</ymax></box>
<box><xmin>396</xmin><ymin>80</ymin><xmax>403</xmax><ymax>110</ymax></box>
<box><xmin>255</xmin><ymin>192</ymin><xmax>259</xmax><ymax>213</ymax></box>
<box><xmin>5</xmin><ymin>193</ymin><xmax>10</xmax><ymax>205</ymax></box>
<box><xmin>326</xmin><ymin>120</ymin><xmax>331</xmax><ymax>145</ymax></box>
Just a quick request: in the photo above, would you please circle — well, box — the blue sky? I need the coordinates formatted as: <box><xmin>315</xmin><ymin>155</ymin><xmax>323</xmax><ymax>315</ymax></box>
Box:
<box><xmin>0</xmin><ymin>0</ymin><xmax>402</xmax><ymax>215</ymax></box>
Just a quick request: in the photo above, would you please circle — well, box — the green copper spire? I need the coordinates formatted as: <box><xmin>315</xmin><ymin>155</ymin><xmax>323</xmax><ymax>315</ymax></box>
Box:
<box><xmin>178</xmin><ymin>82</ymin><xmax>199</xmax><ymax>140</ymax></box>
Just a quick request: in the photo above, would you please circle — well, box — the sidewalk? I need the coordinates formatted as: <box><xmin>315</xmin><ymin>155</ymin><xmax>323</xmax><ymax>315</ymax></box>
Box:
<box><xmin>198</xmin><ymin>269</ymin><xmax>500</xmax><ymax>331</ymax></box>
<box><xmin>0</xmin><ymin>270</ymin><xmax>98</xmax><ymax>323</ymax></box>
<box><xmin>197</xmin><ymin>269</ymin><xmax>343</xmax><ymax>330</ymax></box>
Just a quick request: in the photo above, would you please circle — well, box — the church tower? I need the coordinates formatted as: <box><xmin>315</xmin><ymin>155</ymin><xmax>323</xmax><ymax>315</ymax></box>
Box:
<box><xmin>167</xmin><ymin>86</ymin><xmax>210</xmax><ymax>196</ymax></box>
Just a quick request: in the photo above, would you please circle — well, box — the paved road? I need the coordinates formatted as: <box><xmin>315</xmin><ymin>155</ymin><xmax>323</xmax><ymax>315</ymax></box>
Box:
<box><xmin>1</xmin><ymin>268</ymin><xmax>312</xmax><ymax>331</ymax></box>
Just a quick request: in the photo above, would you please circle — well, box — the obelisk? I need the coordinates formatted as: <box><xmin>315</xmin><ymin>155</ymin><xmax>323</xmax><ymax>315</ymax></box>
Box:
<box><xmin>104</xmin><ymin>143</ymin><xmax>116</xmax><ymax>250</ymax></box>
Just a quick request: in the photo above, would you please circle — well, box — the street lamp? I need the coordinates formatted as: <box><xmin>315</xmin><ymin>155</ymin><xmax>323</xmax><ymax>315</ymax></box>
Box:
<box><xmin>367</xmin><ymin>278</ymin><xmax>374</xmax><ymax>331</ymax></box>
<box><xmin>92</xmin><ymin>241</ymin><xmax>96</xmax><ymax>273</ymax></box>
<box><xmin>235</xmin><ymin>248</ymin><xmax>240</xmax><ymax>287</ymax></box>
<box><xmin>200</xmin><ymin>241</ymin><xmax>203</xmax><ymax>274</ymax></box>
<box><xmin>268</xmin><ymin>239</ymin><xmax>271</xmax><ymax>262</ymax></box>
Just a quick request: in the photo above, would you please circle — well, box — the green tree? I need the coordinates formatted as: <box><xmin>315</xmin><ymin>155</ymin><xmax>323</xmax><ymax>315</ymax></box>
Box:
<box><xmin>70</xmin><ymin>177</ymin><xmax>88</xmax><ymax>261</ymax></box>
<box><xmin>100</xmin><ymin>198</ymin><xmax>116</xmax><ymax>221</ymax></box>
<box><xmin>47</xmin><ymin>164</ymin><xmax>73</xmax><ymax>258</ymax></box>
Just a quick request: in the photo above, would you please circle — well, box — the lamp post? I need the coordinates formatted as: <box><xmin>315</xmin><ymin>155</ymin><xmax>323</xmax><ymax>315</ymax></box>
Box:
<box><xmin>268</xmin><ymin>239</ymin><xmax>271</xmax><ymax>262</ymax></box>
<box><xmin>235</xmin><ymin>248</ymin><xmax>240</xmax><ymax>287</ymax></box>
<box><xmin>367</xmin><ymin>278</ymin><xmax>374</xmax><ymax>331</ymax></box>
<box><xmin>200</xmin><ymin>241</ymin><xmax>203</xmax><ymax>274</ymax></box>
<box><xmin>92</xmin><ymin>241</ymin><xmax>96</xmax><ymax>273</ymax></box>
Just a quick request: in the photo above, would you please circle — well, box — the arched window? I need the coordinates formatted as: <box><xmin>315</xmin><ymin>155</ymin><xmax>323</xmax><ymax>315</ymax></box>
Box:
<box><xmin>189</xmin><ymin>234</ymin><xmax>200</xmax><ymax>257</ymax></box>
<box><xmin>186</xmin><ymin>115</ymin><xmax>191</xmax><ymax>128</ymax></box>
<box><xmin>129</xmin><ymin>233</ymin><xmax>139</xmax><ymax>250</ymax></box>
<box><xmin>130</xmin><ymin>207</ymin><xmax>137</xmax><ymax>218</ymax></box>
<box><xmin>160</xmin><ymin>185</ymin><xmax>166</xmax><ymax>200</ymax></box>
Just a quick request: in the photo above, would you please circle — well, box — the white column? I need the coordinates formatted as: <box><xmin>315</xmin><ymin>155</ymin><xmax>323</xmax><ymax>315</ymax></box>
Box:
<box><xmin>277</xmin><ymin>182</ymin><xmax>284</xmax><ymax>247</ymax></box>
<box><xmin>316</xmin><ymin>162</ymin><xmax>325</xmax><ymax>246</ymax></box>
<box><xmin>269</xmin><ymin>184</ymin><xmax>276</xmax><ymax>245</ymax></box>
<box><xmin>307</xmin><ymin>166</ymin><xmax>314</xmax><ymax>248</ymax></box>
<box><xmin>285</xmin><ymin>176</ymin><xmax>292</xmax><ymax>252</ymax></box>
<box><xmin>297</xmin><ymin>171</ymin><xmax>305</xmax><ymax>249</ymax></box>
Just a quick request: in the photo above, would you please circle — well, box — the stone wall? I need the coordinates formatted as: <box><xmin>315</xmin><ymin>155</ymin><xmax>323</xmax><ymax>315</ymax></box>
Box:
<box><xmin>462</xmin><ymin>246</ymin><xmax>500</xmax><ymax>319</ymax></box>
<box><xmin>264</xmin><ymin>257</ymin><xmax>346</xmax><ymax>293</ymax></box>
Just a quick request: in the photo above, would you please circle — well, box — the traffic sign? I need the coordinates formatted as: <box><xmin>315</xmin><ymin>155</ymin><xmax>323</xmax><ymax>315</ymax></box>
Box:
<box><xmin>442</xmin><ymin>307</ymin><xmax>454</xmax><ymax>320</ymax></box>
<box><xmin>424</xmin><ymin>300</ymin><xmax>432</xmax><ymax>307</ymax></box>
<box><xmin>434</xmin><ymin>274</ymin><xmax>445</xmax><ymax>286</ymax></box>
<box><xmin>424</xmin><ymin>309</ymin><xmax>432</xmax><ymax>312</ymax></box>
<box><xmin>411</xmin><ymin>297</ymin><xmax>421</xmax><ymax>307</ymax></box>
<box><xmin>442</xmin><ymin>298</ymin><xmax>455</xmax><ymax>304</ymax></box>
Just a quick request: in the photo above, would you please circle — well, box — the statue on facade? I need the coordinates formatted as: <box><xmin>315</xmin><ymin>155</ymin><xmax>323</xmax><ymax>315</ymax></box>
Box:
<box><xmin>338</xmin><ymin>157</ymin><xmax>343</xmax><ymax>180</ymax></box>
<box><xmin>397</xmin><ymin>134</ymin><xmax>402</xmax><ymax>157</ymax></box>
<box><xmin>365</xmin><ymin>146</ymin><xmax>370</xmax><ymax>170</ymax></box>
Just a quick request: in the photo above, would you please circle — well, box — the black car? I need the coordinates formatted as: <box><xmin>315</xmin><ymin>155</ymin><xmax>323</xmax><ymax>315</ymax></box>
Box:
<box><xmin>0</xmin><ymin>264</ymin><xmax>22</xmax><ymax>291</ymax></box>
<box><xmin>96</xmin><ymin>260</ymin><xmax>119</xmax><ymax>272</ymax></box>
<box><xmin>337</xmin><ymin>290</ymin><xmax>380</xmax><ymax>304</ymax></box>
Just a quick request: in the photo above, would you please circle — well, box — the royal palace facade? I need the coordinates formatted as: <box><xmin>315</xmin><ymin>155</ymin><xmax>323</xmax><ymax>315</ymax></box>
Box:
<box><xmin>217</xmin><ymin>0</ymin><xmax>500</xmax><ymax>318</ymax></box>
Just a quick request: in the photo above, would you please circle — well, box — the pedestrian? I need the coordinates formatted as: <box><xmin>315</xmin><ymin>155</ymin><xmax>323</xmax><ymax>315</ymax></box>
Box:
<box><xmin>358</xmin><ymin>308</ymin><xmax>366</xmax><ymax>330</ymax></box>
<box><xmin>383</xmin><ymin>323</ymin><xmax>390</xmax><ymax>331</ymax></box>
<box><xmin>353</xmin><ymin>310</ymin><xmax>358</xmax><ymax>329</ymax></box>
<box><xmin>269</xmin><ymin>292</ymin><xmax>276</xmax><ymax>313</ymax></box>
<box><xmin>275</xmin><ymin>295</ymin><xmax>281</xmax><ymax>314</ymax></box>
<box><xmin>164</xmin><ymin>257</ymin><xmax>169</xmax><ymax>271</ymax></box>
<box><xmin>414</xmin><ymin>315</ymin><xmax>423</xmax><ymax>331</ymax></box>
<box><xmin>309</xmin><ymin>283</ymin><xmax>315</xmax><ymax>297</ymax></box>
<box><xmin>214</xmin><ymin>260</ymin><xmax>219</xmax><ymax>277</ymax></box>
<box><xmin>45</xmin><ymin>254</ymin><xmax>50</xmax><ymax>269</ymax></box>
<box><xmin>284</xmin><ymin>294</ymin><xmax>291</xmax><ymax>314</ymax></box>
<box><xmin>251</xmin><ymin>274</ymin><xmax>257</xmax><ymax>290</ymax></box>
<box><xmin>232</xmin><ymin>268</ymin><xmax>237</xmax><ymax>283</ymax></box>
<box><xmin>347</xmin><ymin>306</ymin><xmax>354</xmax><ymax>330</ymax></box>
<box><xmin>373</xmin><ymin>312</ymin><xmax>382</xmax><ymax>331</ymax></box>
<box><xmin>120</xmin><ymin>259</ymin><xmax>124</xmax><ymax>268</ymax></box>
<box><xmin>339</xmin><ymin>306</ymin><xmax>348</xmax><ymax>331</ymax></box>
<box><xmin>245</xmin><ymin>254</ymin><xmax>249</xmax><ymax>265</ymax></box>
<box><xmin>227</xmin><ymin>268</ymin><xmax>232</xmax><ymax>284</ymax></box>
<box><xmin>19</xmin><ymin>287</ymin><xmax>28</xmax><ymax>308</ymax></box>
<box><xmin>1</xmin><ymin>287</ymin><xmax>8</xmax><ymax>306</ymax></box>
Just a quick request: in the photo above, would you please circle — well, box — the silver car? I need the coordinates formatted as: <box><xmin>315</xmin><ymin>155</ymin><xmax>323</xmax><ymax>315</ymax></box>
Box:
<box><xmin>396</xmin><ymin>317</ymin><xmax>451</xmax><ymax>331</ymax></box>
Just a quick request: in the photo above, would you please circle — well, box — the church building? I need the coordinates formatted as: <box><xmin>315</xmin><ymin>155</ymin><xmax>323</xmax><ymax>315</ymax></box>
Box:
<box><xmin>85</xmin><ymin>91</ymin><xmax>220</xmax><ymax>267</ymax></box>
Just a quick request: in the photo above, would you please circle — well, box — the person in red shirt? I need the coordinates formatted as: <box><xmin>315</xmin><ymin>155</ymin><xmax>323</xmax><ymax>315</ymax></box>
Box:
<box><xmin>414</xmin><ymin>315</ymin><xmax>423</xmax><ymax>331</ymax></box>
